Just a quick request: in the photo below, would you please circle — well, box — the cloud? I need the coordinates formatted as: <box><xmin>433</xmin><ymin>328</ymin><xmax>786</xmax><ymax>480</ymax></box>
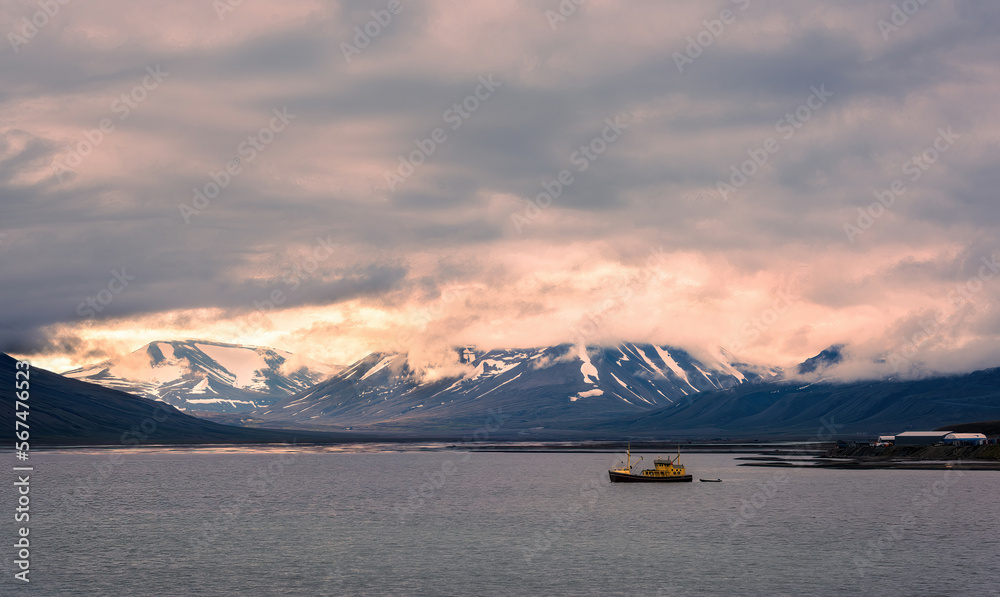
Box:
<box><xmin>2</xmin><ymin>0</ymin><xmax>999</xmax><ymax>381</ymax></box>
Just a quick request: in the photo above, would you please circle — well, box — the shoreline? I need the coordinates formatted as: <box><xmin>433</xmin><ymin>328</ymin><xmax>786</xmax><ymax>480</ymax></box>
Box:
<box><xmin>737</xmin><ymin>442</ymin><xmax>1000</xmax><ymax>470</ymax></box>
<box><xmin>740</xmin><ymin>459</ymin><xmax>1000</xmax><ymax>471</ymax></box>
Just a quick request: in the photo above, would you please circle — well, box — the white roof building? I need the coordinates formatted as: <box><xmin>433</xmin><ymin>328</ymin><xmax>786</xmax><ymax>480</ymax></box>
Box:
<box><xmin>943</xmin><ymin>433</ymin><xmax>987</xmax><ymax>445</ymax></box>
<box><xmin>893</xmin><ymin>431</ymin><xmax>951</xmax><ymax>445</ymax></box>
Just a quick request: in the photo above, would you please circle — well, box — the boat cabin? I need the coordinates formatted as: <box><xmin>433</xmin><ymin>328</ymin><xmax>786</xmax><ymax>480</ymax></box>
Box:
<box><xmin>641</xmin><ymin>457</ymin><xmax>686</xmax><ymax>478</ymax></box>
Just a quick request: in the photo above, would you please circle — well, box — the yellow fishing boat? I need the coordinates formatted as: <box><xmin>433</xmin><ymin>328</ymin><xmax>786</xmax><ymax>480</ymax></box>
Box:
<box><xmin>608</xmin><ymin>445</ymin><xmax>693</xmax><ymax>483</ymax></box>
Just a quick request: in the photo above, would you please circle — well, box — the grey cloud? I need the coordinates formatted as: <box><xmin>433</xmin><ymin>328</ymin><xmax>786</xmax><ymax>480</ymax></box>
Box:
<box><xmin>3</xmin><ymin>0</ymin><xmax>1000</xmax><ymax>376</ymax></box>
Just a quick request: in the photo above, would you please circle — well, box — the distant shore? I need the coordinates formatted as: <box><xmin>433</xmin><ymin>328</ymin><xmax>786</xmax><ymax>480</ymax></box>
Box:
<box><xmin>825</xmin><ymin>443</ymin><xmax>1000</xmax><ymax>461</ymax></box>
<box><xmin>739</xmin><ymin>443</ymin><xmax>1000</xmax><ymax>470</ymax></box>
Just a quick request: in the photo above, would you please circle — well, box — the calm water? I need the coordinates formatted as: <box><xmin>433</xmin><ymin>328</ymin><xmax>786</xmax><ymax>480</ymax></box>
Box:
<box><xmin>1</xmin><ymin>447</ymin><xmax>998</xmax><ymax>596</ymax></box>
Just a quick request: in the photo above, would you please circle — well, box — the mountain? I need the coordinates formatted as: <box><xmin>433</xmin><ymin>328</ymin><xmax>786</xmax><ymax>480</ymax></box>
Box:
<box><xmin>0</xmin><ymin>352</ymin><xmax>358</xmax><ymax>445</ymax></box>
<box><xmin>597</xmin><ymin>367</ymin><xmax>1000</xmax><ymax>438</ymax></box>
<box><xmin>936</xmin><ymin>419</ymin><xmax>1000</xmax><ymax>436</ymax></box>
<box><xmin>7</xmin><ymin>344</ymin><xmax>998</xmax><ymax>443</ymax></box>
<box><xmin>63</xmin><ymin>340</ymin><xmax>333</xmax><ymax>414</ymax></box>
<box><xmin>796</xmin><ymin>344</ymin><xmax>845</xmax><ymax>375</ymax></box>
<box><xmin>250</xmin><ymin>343</ymin><xmax>780</xmax><ymax>430</ymax></box>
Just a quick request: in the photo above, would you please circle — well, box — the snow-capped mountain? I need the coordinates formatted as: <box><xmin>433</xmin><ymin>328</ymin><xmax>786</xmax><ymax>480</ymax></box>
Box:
<box><xmin>63</xmin><ymin>340</ymin><xmax>334</xmax><ymax>413</ymax></box>
<box><xmin>253</xmin><ymin>343</ymin><xmax>780</xmax><ymax>429</ymax></box>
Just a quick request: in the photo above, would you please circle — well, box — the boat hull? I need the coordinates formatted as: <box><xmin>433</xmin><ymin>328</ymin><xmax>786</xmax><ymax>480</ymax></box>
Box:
<box><xmin>608</xmin><ymin>470</ymin><xmax>693</xmax><ymax>483</ymax></box>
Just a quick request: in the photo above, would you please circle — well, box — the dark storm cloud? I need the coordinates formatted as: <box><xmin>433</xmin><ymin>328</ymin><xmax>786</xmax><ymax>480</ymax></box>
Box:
<box><xmin>2</xmin><ymin>0</ymin><xmax>999</xmax><ymax>375</ymax></box>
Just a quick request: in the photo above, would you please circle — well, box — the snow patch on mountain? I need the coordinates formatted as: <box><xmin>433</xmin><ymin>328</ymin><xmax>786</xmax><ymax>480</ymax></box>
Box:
<box><xmin>609</xmin><ymin>371</ymin><xmax>652</xmax><ymax>405</ymax></box>
<box><xmin>474</xmin><ymin>358</ymin><xmax>519</xmax><ymax>379</ymax></box>
<box><xmin>190</xmin><ymin>378</ymin><xmax>211</xmax><ymax>394</ymax></box>
<box><xmin>573</xmin><ymin>388</ymin><xmax>605</xmax><ymax>401</ymax></box>
<box><xmin>250</xmin><ymin>342</ymin><xmax>781</xmax><ymax>429</ymax></box>
<box><xmin>653</xmin><ymin>345</ymin><xmax>694</xmax><ymax>389</ymax></box>
<box><xmin>579</xmin><ymin>345</ymin><xmax>600</xmax><ymax>384</ymax></box>
<box><xmin>715</xmin><ymin>357</ymin><xmax>747</xmax><ymax>382</ymax></box>
<box><xmin>64</xmin><ymin>340</ymin><xmax>334</xmax><ymax>414</ymax></box>
<box><xmin>360</xmin><ymin>355</ymin><xmax>395</xmax><ymax>381</ymax></box>
<box><xmin>194</xmin><ymin>342</ymin><xmax>269</xmax><ymax>389</ymax></box>
<box><xmin>633</xmin><ymin>345</ymin><xmax>664</xmax><ymax>377</ymax></box>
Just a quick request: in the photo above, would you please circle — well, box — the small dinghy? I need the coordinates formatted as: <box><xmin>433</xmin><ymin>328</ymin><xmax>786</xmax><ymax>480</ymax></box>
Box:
<box><xmin>699</xmin><ymin>478</ymin><xmax>722</xmax><ymax>482</ymax></box>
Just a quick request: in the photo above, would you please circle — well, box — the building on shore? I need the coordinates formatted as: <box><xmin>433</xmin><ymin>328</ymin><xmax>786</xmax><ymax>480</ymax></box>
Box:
<box><xmin>891</xmin><ymin>431</ymin><xmax>989</xmax><ymax>446</ymax></box>
<box><xmin>893</xmin><ymin>431</ymin><xmax>951</xmax><ymax>445</ymax></box>
<box><xmin>943</xmin><ymin>432</ymin><xmax>988</xmax><ymax>446</ymax></box>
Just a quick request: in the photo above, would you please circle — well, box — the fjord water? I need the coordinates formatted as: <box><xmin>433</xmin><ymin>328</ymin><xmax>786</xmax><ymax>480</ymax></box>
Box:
<box><xmin>3</xmin><ymin>448</ymin><xmax>998</xmax><ymax>596</ymax></box>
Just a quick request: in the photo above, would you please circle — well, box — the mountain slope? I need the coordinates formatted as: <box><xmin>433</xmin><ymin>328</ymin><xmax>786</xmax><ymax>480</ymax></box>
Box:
<box><xmin>796</xmin><ymin>344</ymin><xmax>845</xmax><ymax>375</ymax></box>
<box><xmin>596</xmin><ymin>368</ymin><xmax>1000</xmax><ymax>437</ymax></box>
<box><xmin>63</xmin><ymin>340</ymin><xmax>332</xmax><ymax>413</ymax></box>
<box><xmin>0</xmin><ymin>353</ymin><xmax>358</xmax><ymax>445</ymax></box>
<box><xmin>253</xmin><ymin>343</ymin><xmax>779</xmax><ymax>430</ymax></box>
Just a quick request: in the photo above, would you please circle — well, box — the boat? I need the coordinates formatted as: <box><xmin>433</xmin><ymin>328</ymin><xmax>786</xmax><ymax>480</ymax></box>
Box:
<box><xmin>608</xmin><ymin>445</ymin><xmax>693</xmax><ymax>483</ymax></box>
<box><xmin>699</xmin><ymin>478</ymin><xmax>722</xmax><ymax>482</ymax></box>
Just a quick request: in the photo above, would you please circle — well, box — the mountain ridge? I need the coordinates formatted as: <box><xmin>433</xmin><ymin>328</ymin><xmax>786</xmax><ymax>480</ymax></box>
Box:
<box><xmin>250</xmin><ymin>342</ymin><xmax>780</xmax><ymax>430</ymax></box>
<box><xmin>63</xmin><ymin>340</ymin><xmax>333</xmax><ymax>413</ymax></box>
<box><xmin>0</xmin><ymin>352</ymin><xmax>359</xmax><ymax>445</ymax></box>
<box><xmin>594</xmin><ymin>367</ymin><xmax>1000</xmax><ymax>437</ymax></box>
<box><xmin>4</xmin><ymin>347</ymin><xmax>1000</xmax><ymax>443</ymax></box>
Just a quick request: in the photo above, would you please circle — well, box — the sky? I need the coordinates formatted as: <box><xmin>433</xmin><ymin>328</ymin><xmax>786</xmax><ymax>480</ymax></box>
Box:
<box><xmin>2</xmin><ymin>0</ymin><xmax>999</xmax><ymax>380</ymax></box>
